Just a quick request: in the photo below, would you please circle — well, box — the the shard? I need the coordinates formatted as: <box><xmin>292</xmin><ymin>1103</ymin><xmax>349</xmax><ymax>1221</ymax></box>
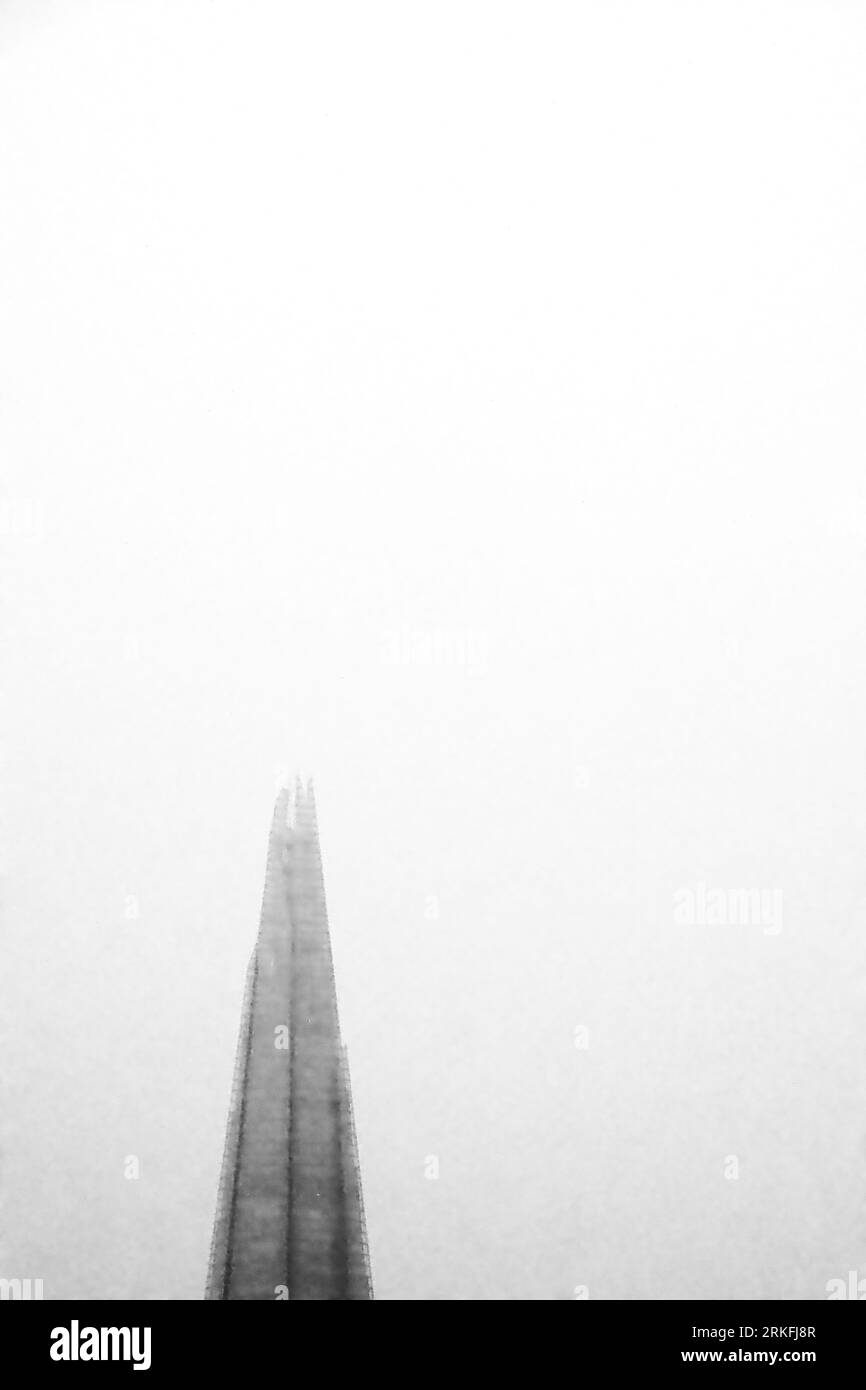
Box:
<box><xmin>206</xmin><ymin>779</ymin><xmax>373</xmax><ymax>1300</ymax></box>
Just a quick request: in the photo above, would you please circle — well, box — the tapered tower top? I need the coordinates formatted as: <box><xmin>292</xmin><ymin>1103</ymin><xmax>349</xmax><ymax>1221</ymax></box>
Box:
<box><xmin>206</xmin><ymin>781</ymin><xmax>372</xmax><ymax>1300</ymax></box>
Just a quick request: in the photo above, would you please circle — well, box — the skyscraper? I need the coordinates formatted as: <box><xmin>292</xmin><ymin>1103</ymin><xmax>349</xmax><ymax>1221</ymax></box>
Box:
<box><xmin>206</xmin><ymin>779</ymin><xmax>372</xmax><ymax>1300</ymax></box>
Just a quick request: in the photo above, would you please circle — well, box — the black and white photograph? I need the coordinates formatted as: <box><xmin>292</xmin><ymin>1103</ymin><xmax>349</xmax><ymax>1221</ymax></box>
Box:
<box><xmin>1</xmin><ymin>0</ymin><xmax>865</xmax><ymax>1360</ymax></box>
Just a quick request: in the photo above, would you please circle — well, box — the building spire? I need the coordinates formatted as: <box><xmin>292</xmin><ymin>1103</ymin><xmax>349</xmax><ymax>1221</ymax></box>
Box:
<box><xmin>305</xmin><ymin>777</ymin><xmax>319</xmax><ymax>836</ymax></box>
<box><xmin>291</xmin><ymin>774</ymin><xmax>305</xmax><ymax>829</ymax></box>
<box><xmin>206</xmin><ymin>777</ymin><xmax>372</xmax><ymax>1300</ymax></box>
<box><xmin>271</xmin><ymin>784</ymin><xmax>291</xmax><ymax>839</ymax></box>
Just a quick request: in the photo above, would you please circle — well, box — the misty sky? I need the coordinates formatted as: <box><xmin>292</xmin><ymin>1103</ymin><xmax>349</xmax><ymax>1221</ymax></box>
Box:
<box><xmin>2</xmin><ymin>1</ymin><xmax>866</xmax><ymax>1299</ymax></box>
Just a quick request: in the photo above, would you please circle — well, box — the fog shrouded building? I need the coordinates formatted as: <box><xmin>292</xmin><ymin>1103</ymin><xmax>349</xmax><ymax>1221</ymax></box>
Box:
<box><xmin>206</xmin><ymin>780</ymin><xmax>372</xmax><ymax>1300</ymax></box>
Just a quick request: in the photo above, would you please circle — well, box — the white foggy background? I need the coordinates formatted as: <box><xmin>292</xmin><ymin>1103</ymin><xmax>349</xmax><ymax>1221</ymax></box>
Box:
<box><xmin>2</xmin><ymin>1</ymin><xmax>866</xmax><ymax>1300</ymax></box>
